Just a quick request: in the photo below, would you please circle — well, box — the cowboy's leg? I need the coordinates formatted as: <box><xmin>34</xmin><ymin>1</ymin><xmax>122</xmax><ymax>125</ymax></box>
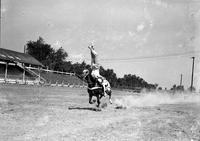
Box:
<box><xmin>91</xmin><ymin>69</ymin><xmax>106</xmax><ymax>95</ymax></box>
<box><xmin>91</xmin><ymin>69</ymin><xmax>105</xmax><ymax>85</ymax></box>
<box><xmin>88</xmin><ymin>45</ymin><xmax>98</xmax><ymax>66</ymax></box>
<box><xmin>91</xmin><ymin>68</ymin><xmax>107</xmax><ymax>91</ymax></box>
<box><xmin>91</xmin><ymin>69</ymin><xmax>100</xmax><ymax>79</ymax></box>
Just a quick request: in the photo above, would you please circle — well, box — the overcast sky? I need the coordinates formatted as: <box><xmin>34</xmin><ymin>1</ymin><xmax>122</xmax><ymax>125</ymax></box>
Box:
<box><xmin>1</xmin><ymin>0</ymin><xmax>200</xmax><ymax>90</ymax></box>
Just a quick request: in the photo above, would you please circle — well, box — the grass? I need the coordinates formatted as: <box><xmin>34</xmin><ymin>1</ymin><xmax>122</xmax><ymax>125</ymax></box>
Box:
<box><xmin>0</xmin><ymin>84</ymin><xmax>199</xmax><ymax>141</ymax></box>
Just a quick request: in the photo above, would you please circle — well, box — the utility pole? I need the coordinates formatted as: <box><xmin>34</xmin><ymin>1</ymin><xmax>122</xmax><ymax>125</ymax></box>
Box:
<box><xmin>190</xmin><ymin>57</ymin><xmax>195</xmax><ymax>92</ymax></box>
<box><xmin>24</xmin><ymin>45</ymin><xmax>26</xmax><ymax>54</ymax></box>
<box><xmin>180</xmin><ymin>74</ymin><xmax>183</xmax><ymax>86</ymax></box>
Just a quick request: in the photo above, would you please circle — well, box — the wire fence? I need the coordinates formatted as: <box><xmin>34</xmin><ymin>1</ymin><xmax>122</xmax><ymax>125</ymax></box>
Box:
<box><xmin>0</xmin><ymin>66</ymin><xmax>87</xmax><ymax>88</ymax></box>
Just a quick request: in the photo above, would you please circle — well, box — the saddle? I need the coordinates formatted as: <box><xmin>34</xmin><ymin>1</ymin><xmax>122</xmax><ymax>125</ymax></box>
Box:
<box><xmin>85</xmin><ymin>71</ymin><xmax>106</xmax><ymax>91</ymax></box>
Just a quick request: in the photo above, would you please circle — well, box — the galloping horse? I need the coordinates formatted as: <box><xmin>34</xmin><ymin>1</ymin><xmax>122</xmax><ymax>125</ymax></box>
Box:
<box><xmin>84</xmin><ymin>70</ymin><xmax>112</xmax><ymax>107</ymax></box>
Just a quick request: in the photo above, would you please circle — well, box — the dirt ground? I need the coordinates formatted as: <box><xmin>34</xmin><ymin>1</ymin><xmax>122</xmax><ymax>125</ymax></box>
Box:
<box><xmin>0</xmin><ymin>85</ymin><xmax>200</xmax><ymax>141</ymax></box>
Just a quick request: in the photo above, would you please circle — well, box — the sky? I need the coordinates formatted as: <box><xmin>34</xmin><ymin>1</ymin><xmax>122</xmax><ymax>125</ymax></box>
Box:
<box><xmin>1</xmin><ymin>0</ymin><xmax>200</xmax><ymax>90</ymax></box>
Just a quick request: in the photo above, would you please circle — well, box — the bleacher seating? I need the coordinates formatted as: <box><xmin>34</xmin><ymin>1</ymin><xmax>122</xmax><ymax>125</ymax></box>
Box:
<box><xmin>0</xmin><ymin>64</ymin><xmax>5</xmax><ymax>74</ymax></box>
<box><xmin>39</xmin><ymin>71</ymin><xmax>84</xmax><ymax>86</ymax></box>
<box><xmin>0</xmin><ymin>63</ymin><xmax>85</xmax><ymax>86</ymax></box>
<box><xmin>0</xmin><ymin>64</ymin><xmax>36</xmax><ymax>81</ymax></box>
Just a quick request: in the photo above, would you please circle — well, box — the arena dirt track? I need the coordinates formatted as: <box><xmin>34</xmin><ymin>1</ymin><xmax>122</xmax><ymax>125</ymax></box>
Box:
<box><xmin>0</xmin><ymin>85</ymin><xmax>200</xmax><ymax>141</ymax></box>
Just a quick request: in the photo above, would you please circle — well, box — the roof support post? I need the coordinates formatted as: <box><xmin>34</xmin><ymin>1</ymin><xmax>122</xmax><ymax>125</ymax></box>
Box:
<box><xmin>5</xmin><ymin>62</ymin><xmax>8</xmax><ymax>83</ymax></box>
<box><xmin>22</xmin><ymin>63</ymin><xmax>25</xmax><ymax>84</ymax></box>
<box><xmin>38</xmin><ymin>67</ymin><xmax>41</xmax><ymax>83</ymax></box>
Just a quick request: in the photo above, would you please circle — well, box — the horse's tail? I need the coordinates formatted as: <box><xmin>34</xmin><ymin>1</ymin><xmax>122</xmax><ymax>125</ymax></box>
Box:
<box><xmin>103</xmin><ymin>80</ymin><xmax>111</xmax><ymax>90</ymax></box>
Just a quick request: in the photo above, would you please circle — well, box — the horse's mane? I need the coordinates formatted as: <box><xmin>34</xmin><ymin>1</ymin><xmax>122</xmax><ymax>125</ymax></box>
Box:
<box><xmin>85</xmin><ymin>72</ymin><xmax>96</xmax><ymax>86</ymax></box>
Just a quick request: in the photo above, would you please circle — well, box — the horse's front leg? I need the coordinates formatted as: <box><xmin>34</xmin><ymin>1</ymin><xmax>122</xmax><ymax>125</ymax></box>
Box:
<box><xmin>99</xmin><ymin>93</ymin><xmax>103</xmax><ymax>99</ymax></box>
<box><xmin>96</xmin><ymin>94</ymin><xmax>100</xmax><ymax>107</ymax></box>
<box><xmin>88</xmin><ymin>91</ymin><xmax>93</xmax><ymax>104</ymax></box>
<box><xmin>89</xmin><ymin>96</ymin><xmax>93</xmax><ymax>104</ymax></box>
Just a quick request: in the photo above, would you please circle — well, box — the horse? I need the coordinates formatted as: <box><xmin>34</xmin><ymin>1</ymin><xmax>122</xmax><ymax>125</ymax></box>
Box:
<box><xmin>84</xmin><ymin>70</ymin><xmax>112</xmax><ymax>107</ymax></box>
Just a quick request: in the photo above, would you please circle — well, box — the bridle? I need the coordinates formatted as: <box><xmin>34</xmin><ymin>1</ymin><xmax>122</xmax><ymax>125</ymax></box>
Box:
<box><xmin>83</xmin><ymin>73</ymin><xmax>94</xmax><ymax>86</ymax></box>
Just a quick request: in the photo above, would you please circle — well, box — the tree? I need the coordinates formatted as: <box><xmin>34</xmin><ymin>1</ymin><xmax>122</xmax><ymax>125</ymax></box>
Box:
<box><xmin>154</xmin><ymin>83</ymin><xmax>159</xmax><ymax>89</ymax></box>
<box><xmin>99</xmin><ymin>66</ymin><xmax>117</xmax><ymax>87</ymax></box>
<box><xmin>176</xmin><ymin>85</ymin><xmax>184</xmax><ymax>91</ymax></box>
<box><xmin>51</xmin><ymin>47</ymin><xmax>68</xmax><ymax>71</ymax></box>
<box><xmin>104</xmin><ymin>69</ymin><xmax>117</xmax><ymax>87</ymax></box>
<box><xmin>25</xmin><ymin>37</ymin><xmax>157</xmax><ymax>90</ymax></box>
<box><xmin>26</xmin><ymin>37</ymin><xmax>68</xmax><ymax>70</ymax></box>
<box><xmin>70</xmin><ymin>61</ymin><xmax>90</xmax><ymax>78</ymax></box>
<box><xmin>62</xmin><ymin>61</ymin><xmax>73</xmax><ymax>72</ymax></box>
<box><xmin>26</xmin><ymin>37</ymin><xmax>54</xmax><ymax>66</ymax></box>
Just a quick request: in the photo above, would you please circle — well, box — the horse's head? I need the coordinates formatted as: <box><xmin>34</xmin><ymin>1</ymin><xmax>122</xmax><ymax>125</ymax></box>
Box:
<box><xmin>83</xmin><ymin>69</ymin><xmax>89</xmax><ymax>77</ymax></box>
<box><xmin>83</xmin><ymin>69</ymin><xmax>96</xmax><ymax>87</ymax></box>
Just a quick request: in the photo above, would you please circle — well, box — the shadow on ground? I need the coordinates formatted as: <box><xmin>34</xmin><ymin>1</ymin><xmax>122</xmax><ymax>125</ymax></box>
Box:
<box><xmin>68</xmin><ymin>106</ymin><xmax>102</xmax><ymax>111</ymax></box>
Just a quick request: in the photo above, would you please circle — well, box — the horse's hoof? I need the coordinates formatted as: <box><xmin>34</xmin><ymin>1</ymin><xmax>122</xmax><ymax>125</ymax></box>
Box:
<box><xmin>101</xmin><ymin>103</ymin><xmax>107</xmax><ymax>108</ymax></box>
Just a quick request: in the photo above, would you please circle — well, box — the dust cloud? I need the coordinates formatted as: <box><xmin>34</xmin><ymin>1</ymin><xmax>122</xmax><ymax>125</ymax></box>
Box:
<box><xmin>114</xmin><ymin>92</ymin><xmax>200</xmax><ymax>108</ymax></box>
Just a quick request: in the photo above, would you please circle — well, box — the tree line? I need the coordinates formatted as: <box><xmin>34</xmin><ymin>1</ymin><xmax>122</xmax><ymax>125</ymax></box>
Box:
<box><xmin>26</xmin><ymin>37</ymin><xmax>157</xmax><ymax>90</ymax></box>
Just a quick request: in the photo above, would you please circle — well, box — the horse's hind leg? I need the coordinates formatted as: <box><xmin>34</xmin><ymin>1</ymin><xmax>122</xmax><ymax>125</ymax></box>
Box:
<box><xmin>108</xmin><ymin>91</ymin><xmax>112</xmax><ymax>104</ymax></box>
<box><xmin>109</xmin><ymin>95</ymin><xmax>112</xmax><ymax>104</ymax></box>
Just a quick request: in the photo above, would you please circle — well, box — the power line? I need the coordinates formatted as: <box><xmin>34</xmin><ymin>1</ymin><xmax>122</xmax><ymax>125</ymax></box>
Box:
<box><xmin>99</xmin><ymin>50</ymin><xmax>200</xmax><ymax>62</ymax></box>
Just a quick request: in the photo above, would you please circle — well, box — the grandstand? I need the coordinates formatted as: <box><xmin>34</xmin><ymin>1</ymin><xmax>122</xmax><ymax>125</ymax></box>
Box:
<box><xmin>29</xmin><ymin>67</ymin><xmax>85</xmax><ymax>86</ymax></box>
<box><xmin>0</xmin><ymin>48</ymin><xmax>85</xmax><ymax>86</ymax></box>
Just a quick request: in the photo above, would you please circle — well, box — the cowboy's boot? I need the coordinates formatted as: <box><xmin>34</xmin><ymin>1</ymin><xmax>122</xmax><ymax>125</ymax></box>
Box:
<box><xmin>103</xmin><ymin>85</ymin><xmax>106</xmax><ymax>96</ymax></box>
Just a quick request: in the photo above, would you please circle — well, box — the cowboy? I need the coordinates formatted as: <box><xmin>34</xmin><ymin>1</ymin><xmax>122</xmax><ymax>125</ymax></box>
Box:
<box><xmin>88</xmin><ymin>45</ymin><xmax>107</xmax><ymax>96</ymax></box>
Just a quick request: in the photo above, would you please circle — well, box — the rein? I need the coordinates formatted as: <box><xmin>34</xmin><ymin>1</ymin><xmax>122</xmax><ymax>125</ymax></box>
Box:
<box><xmin>87</xmin><ymin>86</ymin><xmax>102</xmax><ymax>90</ymax></box>
<box><xmin>84</xmin><ymin>73</ymin><xmax>102</xmax><ymax>90</ymax></box>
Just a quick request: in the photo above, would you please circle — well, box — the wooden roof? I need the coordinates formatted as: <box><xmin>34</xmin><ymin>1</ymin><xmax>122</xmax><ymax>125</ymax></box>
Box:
<box><xmin>0</xmin><ymin>48</ymin><xmax>43</xmax><ymax>66</ymax></box>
